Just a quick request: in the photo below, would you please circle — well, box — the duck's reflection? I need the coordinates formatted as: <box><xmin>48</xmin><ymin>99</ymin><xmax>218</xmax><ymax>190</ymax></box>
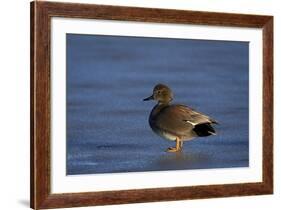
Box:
<box><xmin>154</xmin><ymin>150</ymin><xmax>209</xmax><ymax>170</ymax></box>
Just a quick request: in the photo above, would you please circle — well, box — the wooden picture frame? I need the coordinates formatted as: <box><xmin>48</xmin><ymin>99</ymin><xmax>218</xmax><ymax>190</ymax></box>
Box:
<box><xmin>30</xmin><ymin>1</ymin><xmax>273</xmax><ymax>209</ymax></box>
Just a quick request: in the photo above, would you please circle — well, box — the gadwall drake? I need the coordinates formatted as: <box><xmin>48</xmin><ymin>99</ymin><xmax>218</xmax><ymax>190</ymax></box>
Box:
<box><xmin>143</xmin><ymin>84</ymin><xmax>218</xmax><ymax>152</ymax></box>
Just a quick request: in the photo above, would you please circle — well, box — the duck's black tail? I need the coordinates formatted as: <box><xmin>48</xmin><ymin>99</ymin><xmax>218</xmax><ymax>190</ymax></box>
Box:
<box><xmin>193</xmin><ymin>123</ymin><xmax>216</xmax><ymax>137</ymax></box>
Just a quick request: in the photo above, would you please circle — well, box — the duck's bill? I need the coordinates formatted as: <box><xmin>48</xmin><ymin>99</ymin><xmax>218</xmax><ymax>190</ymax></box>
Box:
<box><xmin>143</xmin><ymin>95</ymin><xmax>154</xmax><ymax>101</ymax></box>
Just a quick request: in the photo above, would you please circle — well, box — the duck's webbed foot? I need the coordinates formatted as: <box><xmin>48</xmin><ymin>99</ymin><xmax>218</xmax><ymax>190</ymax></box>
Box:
<box><xmin>166</xmin><ymin>147</ymin><xmax>179</xmax><ymax>152</ymax></box>
<box><xmin>166</xmin><ymin>138</ymin><xmax>182</xmax><ymax>153</ymax></box>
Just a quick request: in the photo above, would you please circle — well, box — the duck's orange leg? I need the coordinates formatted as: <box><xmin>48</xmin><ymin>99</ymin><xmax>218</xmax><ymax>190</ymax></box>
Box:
<box><xmin>166</xmin><ymin>137</ymin><xmax>181</xmax><ymax>152</ymax></box>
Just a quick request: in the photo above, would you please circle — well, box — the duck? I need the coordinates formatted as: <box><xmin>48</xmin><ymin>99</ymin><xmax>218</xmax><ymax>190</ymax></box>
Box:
<box><xmin>143</xmin><ymin>84</ymin><xmax>218</xmax><ymax>152</ymax></box>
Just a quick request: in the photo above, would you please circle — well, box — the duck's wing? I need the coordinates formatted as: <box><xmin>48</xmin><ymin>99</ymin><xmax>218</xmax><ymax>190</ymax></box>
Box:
<box><xmin>154</xmin><ymin>104</ymin><xmax>217</xmax><ymax>136</ymax></box>
<box><xmin>176</xmin><ymin>105</ymin><xmax>218</xmax><ymax>125</ymax></box>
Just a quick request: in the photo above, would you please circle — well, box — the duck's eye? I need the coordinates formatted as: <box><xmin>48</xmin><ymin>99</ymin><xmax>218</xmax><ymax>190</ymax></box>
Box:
<box><xmin>157</xmin><ymin>91</ymin><xmax>161</xmax><ymax>94</ymax></box>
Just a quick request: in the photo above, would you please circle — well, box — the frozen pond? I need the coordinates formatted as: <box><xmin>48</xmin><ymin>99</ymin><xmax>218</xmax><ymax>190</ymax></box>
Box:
<box><xmin>66</xmin><ymin>34</ymin><xmax>249</xmax><ymax>175</ymax></box>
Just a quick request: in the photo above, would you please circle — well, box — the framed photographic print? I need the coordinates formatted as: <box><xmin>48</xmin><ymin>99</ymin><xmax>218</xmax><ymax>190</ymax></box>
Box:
<box><xmin>30</xmin><ymin>1</ymin><xmax>273</xmax><ymax>209</ymax></box>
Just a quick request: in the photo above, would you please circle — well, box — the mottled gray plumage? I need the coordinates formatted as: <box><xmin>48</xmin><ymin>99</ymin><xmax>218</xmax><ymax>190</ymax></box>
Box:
<box><xmin>143</xmin><ymin>84</ymin><xmax>218</xmax><ymax>152</ymax></box>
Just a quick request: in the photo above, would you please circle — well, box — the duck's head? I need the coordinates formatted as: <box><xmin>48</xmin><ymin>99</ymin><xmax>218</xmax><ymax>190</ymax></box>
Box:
<box><xmin>143</xmin><ymin>84</ymin><xmax>173</xmax><ymax>104</ymax></box>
